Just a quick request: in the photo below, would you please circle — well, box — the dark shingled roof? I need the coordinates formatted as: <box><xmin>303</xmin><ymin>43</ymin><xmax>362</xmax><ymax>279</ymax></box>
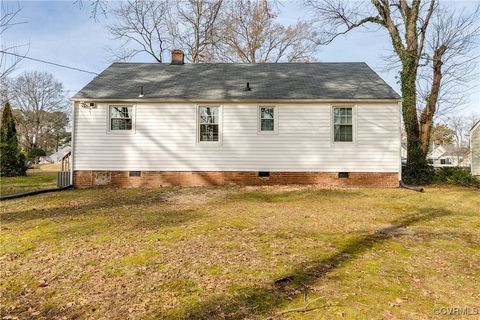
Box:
<box><xmin>73</xmin><ymin>62</ymin><xmax>401</xmax><ymax>101</ymax></box>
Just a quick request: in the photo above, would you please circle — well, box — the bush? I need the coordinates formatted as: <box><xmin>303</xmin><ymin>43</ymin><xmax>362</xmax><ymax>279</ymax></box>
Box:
<box><xmin>402</xmin><ymin>160</ymin><xmax>435</xmax><ymax>185</ymax></box>
<box><xmin>0</xmin><ymin>102</ymin><xmax>27</xmax><ymax>176</ymax></box>
<box><xmin>27</xmin><ymin>147</ymin><xmax>47</xmax><ymax>162</ymax></box>
<box><xmin>17</xmin><ymin>152</ymin><xmax>27</xmax><ymax>175</ymax></box>
<box><xmin>433</xmin><ymin>167</ymin><xmax>480</xmax><ymax>188</ymax></box>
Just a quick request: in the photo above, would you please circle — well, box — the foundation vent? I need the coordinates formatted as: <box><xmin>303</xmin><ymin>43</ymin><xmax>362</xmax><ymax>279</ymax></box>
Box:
<box><xmin>338</xmin><ymin>172</ymin><xmax>349</xmax><ymax>179</ymax></box>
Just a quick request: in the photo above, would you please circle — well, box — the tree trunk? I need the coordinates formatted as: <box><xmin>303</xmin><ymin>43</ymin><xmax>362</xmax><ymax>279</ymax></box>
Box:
<box><xmin>419</xmin><ymin>45</ymin><xmax>446</xmax><ymax>159</ymax></box>
<box><xmin>400</xmin><ymin>57</ymin><xmax>423</xmax><ymax>177</ymax></box>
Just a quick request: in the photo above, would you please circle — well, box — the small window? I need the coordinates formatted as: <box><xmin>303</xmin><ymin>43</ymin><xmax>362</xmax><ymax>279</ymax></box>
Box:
<box><xmin>259</xmin><ymin>106</ymin><xmax>277</xmax><ymax>133</ymax></box>
<box><xmin>440</xmin><ymin>158</ymin><xmax>451</xmax><ymax>165</ymax></box>
<box><xmin>198</xmin><ymin>106</ymin><xmax>220</xmax><ymax>142</ymax></box>
<box><xmin>110</xmin><ymin>105</ymin><xmax>133</xmax><ymax>131</ymax></box>
<box><xmin>258</xmin><ymin>171</ymin><xmax>270</xmax><ymax>177</ymax></box>
<box><xmin>333</xmin><ymin>107</ymin><xmax>353</xmax><ymax>142</ymax></box>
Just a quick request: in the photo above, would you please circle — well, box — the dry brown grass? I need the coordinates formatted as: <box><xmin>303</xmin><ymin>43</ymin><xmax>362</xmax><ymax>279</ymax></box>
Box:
<box><xmin>35</xmin><ymin>163</ymin><xmax>61</xmax><ymax>171</ymax></box>
<box><xmin>1</xmin><ymin>186</ymin><xmax>479</xmax><ymax>319</ymax></box>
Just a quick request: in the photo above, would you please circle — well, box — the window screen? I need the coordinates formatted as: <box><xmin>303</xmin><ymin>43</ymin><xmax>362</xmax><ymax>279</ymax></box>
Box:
<box><xmin>199</xmin><ymin>106</ymin><xmax>220</xmax><ymax>142</ymax></box>
<box><xmin>260</xmin><ymin>106</ymin><xmax>275</xmax><ymax>132</ymax></box>
<box><xmin>333</xmin><ymin>107</ymin><xmax>353</xmax><ymax>142</ymax></box>
<box><xmin>110</xmin><ymin>105</ymin><xmax>133</xmax><ymax>131</ymax></box>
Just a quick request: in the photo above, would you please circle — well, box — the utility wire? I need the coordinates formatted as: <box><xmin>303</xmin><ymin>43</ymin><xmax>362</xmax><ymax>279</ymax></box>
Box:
<box><xmin>0</xmin><ymin>51</ymin><xmax>99</xmax><ymax>75</ymax></box>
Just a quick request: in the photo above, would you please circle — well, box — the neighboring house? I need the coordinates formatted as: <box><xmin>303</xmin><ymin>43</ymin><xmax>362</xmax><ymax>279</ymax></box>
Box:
<box><xmin>401</xmin><ymin>143</ymin><xmax>407</xmax><ymax>166</ymax></box>
<box><xmin>48</xmin><ymin>146</ymin><xmax>71</xmax><ymax>163</ymax></box>
<box><xmin>71</xmin><ymin>51</ymin><xmax>402</xmax><ymax>188</ymax></box>
<box><xmin>428</xmin><ymin>142</ymin><xmax>470</xmax><ymax>168</ymax></box>
<box><xmin>471</xmin><ymin>120</ymin><xmax>480</xmax><ymax>176</ymax></box>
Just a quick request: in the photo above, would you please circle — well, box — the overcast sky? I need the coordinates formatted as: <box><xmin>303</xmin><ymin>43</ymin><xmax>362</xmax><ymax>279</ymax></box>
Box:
<box><xmin>3</xmin><ymin>0</ymin><xmax>479</xmax><ymax>117</ymax></box>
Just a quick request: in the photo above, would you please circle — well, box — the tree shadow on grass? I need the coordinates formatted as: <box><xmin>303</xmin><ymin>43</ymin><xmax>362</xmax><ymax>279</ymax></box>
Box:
<box><xmin>165</xmin><ymin>207</ymin><xmax>454</xmax><ymax>319</ymax></box>
<box><xmin>227</xmin><ymin>188</ymin><xmax>361</xmax><ymax>203</ymax></box>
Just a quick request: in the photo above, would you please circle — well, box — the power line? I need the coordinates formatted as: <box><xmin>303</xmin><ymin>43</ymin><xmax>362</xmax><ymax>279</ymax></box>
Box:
<box><xmin>0</xmin><ymin>51</ymin><xmax>99</xmax><ymax>75</ymax></box>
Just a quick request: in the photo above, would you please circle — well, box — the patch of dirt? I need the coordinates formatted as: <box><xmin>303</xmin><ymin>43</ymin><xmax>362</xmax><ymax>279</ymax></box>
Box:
<box><xmin>379</xmin><ymin>224</ymin><xmax>416</xmax><ymax>236</ymax></box>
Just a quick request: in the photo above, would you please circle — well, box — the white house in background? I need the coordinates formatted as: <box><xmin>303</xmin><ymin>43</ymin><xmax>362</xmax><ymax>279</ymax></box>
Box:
<box><xmin>71</xmin><ymin>50</ymin><xmax>402</xmax><ymax>188</ymax></box>
<box><xmin>48</xmin><ymin>146</ymin><xmax>71</xmax><ymax>163</ymax></box>
<box><xmin>401</xmin><ymin>143</ymin><xmax>407</xmax><ymax>165</ymax></box>
<box><xmin>471</xmin><ymin>120</ymin><xmax>480</xmax><ymax>176</ymax></box>
<box><xmin>428</xmin><ymin>143</ymin><xmax>470</xmax><ymax>168</ymax></box>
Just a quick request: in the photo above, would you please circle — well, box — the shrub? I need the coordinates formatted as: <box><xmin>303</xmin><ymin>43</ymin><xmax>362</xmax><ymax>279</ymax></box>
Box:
<box><xmin>402</xmin><ymin>160</ymin><xmax>435</xmax><ymax>185</ymax></box>
<box><xmin>0</xmin><ymin>102</ymin><xmax>27</xmax><ymax>176</ymax></box>
<box><xmin>27</xmin><ymin>147</ymin><xmax>47</xmax><ymax>162</ymax></box>
<box><xmin>433</xmin><ymin>167</ymin><xmax>480</xmax><ymax>188</ymax></box>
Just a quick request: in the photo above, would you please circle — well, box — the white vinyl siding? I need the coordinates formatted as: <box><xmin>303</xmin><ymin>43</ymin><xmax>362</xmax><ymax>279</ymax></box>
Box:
<box><xmin>73</xmin><ymin>102</ymin><xmax>401</xmax><ymax>172</ymax></box>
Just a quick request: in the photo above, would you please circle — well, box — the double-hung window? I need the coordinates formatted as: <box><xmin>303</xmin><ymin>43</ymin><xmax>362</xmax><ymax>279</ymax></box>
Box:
<box><xmin>110</xmin><ymin>105</ymin><xmax>133</xmax><ymax>131</ymax></box>
<box><xmin>198</xmin><ymin>106</ymin><xmax>220</xmax><ymax>142</ymax></box>
<box><xmin>333</xmin><ymin>107</ymin><xmax>353</xmax><ymax>142</ymax></box>
<box><xmin>259</xmin><ymin>106</ymin><xmax>277</xmax><ymax>133</ymax></box>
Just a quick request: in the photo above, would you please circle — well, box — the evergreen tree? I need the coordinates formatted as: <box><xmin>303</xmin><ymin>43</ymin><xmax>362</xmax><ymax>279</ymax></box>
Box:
<box><xmin>1</xmin><ymin>102</ymin><xmax>26</xmax><ymax>176</ymax></box>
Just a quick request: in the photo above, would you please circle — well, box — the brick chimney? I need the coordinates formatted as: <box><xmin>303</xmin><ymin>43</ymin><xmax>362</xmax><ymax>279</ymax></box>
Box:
<box><xmin>171</xmin><ymin>49</ymin><xmax>184</xmax><ymax>65</ymax></box>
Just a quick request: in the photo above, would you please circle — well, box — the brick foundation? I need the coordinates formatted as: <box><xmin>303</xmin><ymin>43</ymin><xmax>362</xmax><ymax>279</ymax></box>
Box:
<box><xmin>73</xmin><ymin>171</ymin><xmax>399</xmax><ymax>188</ymax></box>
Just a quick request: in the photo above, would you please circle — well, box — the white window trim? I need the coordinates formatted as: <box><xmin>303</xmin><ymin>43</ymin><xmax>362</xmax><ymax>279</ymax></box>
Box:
<box><xmin>196</xmin><ymin>104</ymin><xmax>223</xmax><ymax>144</ymax></box>
<box><xmin>331</xmin><ymin>105</ymin><xmax>357</xmax><ymax>144</ymax></box>
<box><xmin>257</xmin><ymin>105</ymin><xmax>279</xmax><ymax>134</ymax></box>
<box><xmin>106</xmin><ymin>104</ymin><xmax>136</xmax><ymax>134</ymax></box>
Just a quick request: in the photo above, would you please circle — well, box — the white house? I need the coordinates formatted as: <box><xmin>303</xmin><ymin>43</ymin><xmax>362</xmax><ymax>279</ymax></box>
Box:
<box><xmin>71</xmin><ymin>51</ymin><xmax>402</xmax><ymax>188</ymax></box>
<box><xmin>471</xmin><ymin>120</ymin><xmax>480</xmax><ymax>176</ymax></box>
<box><xmin>428</xmin><ymin>143</ymin><xmax>470</xmax><ymax>168</ymax></box>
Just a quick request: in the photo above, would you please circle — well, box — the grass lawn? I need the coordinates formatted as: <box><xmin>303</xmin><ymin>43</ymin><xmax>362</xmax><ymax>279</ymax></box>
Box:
<box><xmin>1</xmin><ymin>168</ymin><xmax>59</xmax><ymax>196</ymax></box>
<box><xmin>1</xmin><ymin>186</ymin><xmax>479</xmax><ymax>319</ymax></box>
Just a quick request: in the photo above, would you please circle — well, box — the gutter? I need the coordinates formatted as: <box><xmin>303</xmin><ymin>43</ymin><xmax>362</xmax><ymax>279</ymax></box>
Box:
<box><xmin>70</xmin><ymin>98</ymin><xmax>403</xmax><ymax>104</ymax></box>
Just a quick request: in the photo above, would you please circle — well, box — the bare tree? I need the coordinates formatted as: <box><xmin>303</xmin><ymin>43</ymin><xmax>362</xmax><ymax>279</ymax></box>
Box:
<box><xmin>75</xmin><ymin>0</ymin><xmax>108</xmax><ymax>21</ymax></box>
<box><xmin>215</xmin><ymin>0</ymin><xmax>319</xmax><ymax>63</ymax></box>
<box><xmin>170</xmin><ymin>0</ymin><xmax>223</xmax><ymax>63</ymax></box>
<box><xmin>6</xmin><ymin>71</ymin><xmax>68</xmax><ymax>150</ymax></box>
<box><xmin>108</xmin><ymin>0</ymin><xmax>172</xmax><ymax>62</ymax></box>
<box><xmin>0</xmin><ymin>2</ymin><xmax>28</xmax><ymax>80</ymax></box>
<box><xmin>447</xmin><ymin>114</ymin><xmax>474</xmax><ymax>166</ymax></box>
<box><xmin>306</xmin><ymin>0</ymin><xmax>480</xmax><ymax>182</ymax></box>
<box><xmin>467</xmin><ymin>112</ymin><xmax>480</xmax><ymax>131</ymax></box>
<box><xmin>418</xmin><ymin>5</ymin><xmax>480</xmax><ymax>120</ymax></box>
<box><xmin>41</xmin><ymin>111</ymin><xmax>70</xmax><ymax>152</ymax></box>
<box><xmin>449</xmin><ymin>115</ymin><xmax>469</xmax><ymax>148</ymax></box>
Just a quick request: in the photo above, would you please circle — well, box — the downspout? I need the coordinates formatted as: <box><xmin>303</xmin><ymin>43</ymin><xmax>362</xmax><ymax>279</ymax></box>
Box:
<box><xmin>400</xmin><ymin>180</ymin><xmax>424</xmax><ymax>192</ymax></box>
